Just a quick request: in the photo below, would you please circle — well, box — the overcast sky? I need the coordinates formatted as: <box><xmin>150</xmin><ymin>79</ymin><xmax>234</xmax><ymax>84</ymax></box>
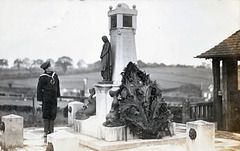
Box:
<box><xmin>0</xmin><ymin>0</ymin><xmax>239</xmax><ymax>67</ymax></box>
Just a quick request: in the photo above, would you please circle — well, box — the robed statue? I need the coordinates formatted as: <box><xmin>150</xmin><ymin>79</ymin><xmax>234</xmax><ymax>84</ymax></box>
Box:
<box><xmin>100</xmin><ymin>36</ymin><xmax>113</xmax><ymax>82</ymax></box>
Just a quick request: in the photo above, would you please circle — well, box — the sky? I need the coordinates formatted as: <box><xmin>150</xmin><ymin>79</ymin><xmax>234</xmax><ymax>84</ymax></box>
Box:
<box><xmin>0</xmin><ymin>0</ymin><xmax>239</xmax><ymax>67</ymax></box>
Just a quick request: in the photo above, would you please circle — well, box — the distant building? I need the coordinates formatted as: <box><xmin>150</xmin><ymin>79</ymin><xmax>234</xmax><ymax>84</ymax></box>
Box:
<box><xmin>201</xmin><ymin>84</ymin><xmax>213</xmax><ymax>101</ymax></box>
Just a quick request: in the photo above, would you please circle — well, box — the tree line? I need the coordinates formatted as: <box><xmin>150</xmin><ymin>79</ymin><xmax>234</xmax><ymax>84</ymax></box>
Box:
<box><xmin>0</xmin><ymin>57</ymin><xmax>212</xmax><ymax>73</ymax></box>
<box><xmin>137</xmin><ymin>60</ymin><xmax>211</xmax><ymax>69</ymax></box>
<box><xmin>0</xmin><ymin>56</ymin><xmax>84</xmax><ymax>74</ymax></box>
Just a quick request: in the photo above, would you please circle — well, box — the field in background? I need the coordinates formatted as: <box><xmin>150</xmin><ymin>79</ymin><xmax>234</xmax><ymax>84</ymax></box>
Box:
<box><xmin>0</xmin><ymin>67</ymin><xmax>212</xmax><ymax>91</ymax></box>
<box><xmin>0</xmin><ymin>66</ymin><xmax>212</xmax><ymax>126</ymax></box>
<box><xmin>143</xmin><ymin>67</ymin><xmax>212</xmax><ymax>89</ymax></box>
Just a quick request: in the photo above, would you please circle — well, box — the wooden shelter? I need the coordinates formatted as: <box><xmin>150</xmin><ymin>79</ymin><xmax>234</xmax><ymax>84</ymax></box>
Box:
<box><xmin>196</xmin><ymin>30</ymin><xmax>240</xmax><ymax>132</ymax></box>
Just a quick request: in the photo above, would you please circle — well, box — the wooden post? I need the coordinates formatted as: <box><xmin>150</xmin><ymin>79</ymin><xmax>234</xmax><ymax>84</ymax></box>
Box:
<box><xmin>32</xmin><ymin>96</ymin><xmax>35</xmax><ymax>125</ymax></box>
<box><xmin>203</xmin><ymin>105</ymin><xmax>206</xmax><ymax>119</ymax></box>
<box><xmin>212</xmin><ymin>58</ymin><xmax>222</xmax><ymax>129</ymax></box>
<box><xmin>222</xmin><ymin>58</ymin><xmax>239</xmax><ymax>131</ymax></box>
<box><xmin>182</xmin><ymin>99</ymin><xmax>190</xmax><ymax>123</ymax></box>
<box><xmin>80</xmin><ymin>90</ymin><xmax>85</xmax><ymax>102</ymax></box>
<box><xmin>125</xmin><ymin>126</ymin><xmax>127</xmax><ymax>142</ymax></box>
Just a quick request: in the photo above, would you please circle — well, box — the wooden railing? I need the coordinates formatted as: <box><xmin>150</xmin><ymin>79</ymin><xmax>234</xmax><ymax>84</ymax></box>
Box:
<box><xmin>189</xmin><ymin>102</ymin><xmax>213</xmax><ymax>121</ymax></box>
<box><xmin>31</xmin><ymin>95</ymin><xmax>88</xmax><ymax>109</ymax></box>
<box><xmin>31</xmin><ymin>95</ymin><xmax>88</xmax><ymax>125</ymax></box>
<box><xmin>59</xmin><ymin>96</ymin><xmax>88</xmax><ymax>103</ymax></box>
<box><xmin>182</xmin><ymin>100</ymin><xmax>214</xmax><ymax>123</ymax></box>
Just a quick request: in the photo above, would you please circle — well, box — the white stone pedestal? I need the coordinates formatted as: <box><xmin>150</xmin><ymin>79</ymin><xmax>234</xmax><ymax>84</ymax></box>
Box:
<box><xmin>101</xmin><ymin>126</ymin><xmax>125</xmax><ymax>141</ymax></box>
<box><xmin>1</xmin><ymin>114</ymin><xmax>23</xmax><ymax>150</ymax></box>
<box><xmin>74</xmin><ymin>116</ymin><xmax>136</xmax><ymax>142</ymax></box>
<box><xmin>74</xmin><ymin>116</ymin><xmax>104</xmax><ymax>139</ymax></box>
<box><xmin>95</xmin><ymin>84</ymin><xmax>119</xmax><ymax>118</ymax></box>
<box><xmin>72</xmin><ymin>83</ymin><xmax>131</xmax><ymax>142</ymax></box>
<box><xmin>68</xmin><ymin>101</ymin><xmax>84</xmax><ymax>125</ymax></box>
<box><xmin>47</xmin><ymin>130</ymin><xmax>79</xmax><ymax>151</ymax></box>
<box><xmin>186</xmin><ymin>120</ymin><xmax>215</xmax><ymax>151</ymax></box>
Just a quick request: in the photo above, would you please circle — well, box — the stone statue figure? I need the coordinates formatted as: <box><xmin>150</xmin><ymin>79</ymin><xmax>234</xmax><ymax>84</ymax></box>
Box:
<box><xmin>102</xmin><ymin>89</ymin><xmax>124</xmax><ymax>127</ymax></box>
<box><xmin>100</xmin><ymin>36</ymin><xmax>113</xmax><ymax>82</ymax></box>
<box><xmin>75</xmin><ymin>88</ymin><xmax>96</xmax><ymax>120</ymax></box>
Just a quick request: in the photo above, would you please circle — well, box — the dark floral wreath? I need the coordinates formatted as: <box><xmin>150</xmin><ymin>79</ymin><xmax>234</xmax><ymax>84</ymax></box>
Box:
<box><xmin>103</xmin><ymin>62</ymin><xmax>173</xmax><ymax>139</ymax></box>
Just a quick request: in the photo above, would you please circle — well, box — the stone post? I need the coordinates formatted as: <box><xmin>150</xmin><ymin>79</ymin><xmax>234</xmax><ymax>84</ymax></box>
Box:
<box><xmin>47</xmin><ymin>130</ymin><xmax>79</xmax><ymax>151</ymax></box>
<box><xmin>1</xmin><ymin>114</ymin><xmax>23</xmax><ymax>150</ymax></box>
<box><xmin>68</xmin><ymin>101</ymin><xmax>84</xmax><ymax>125</ymax></box>
<box><xmin>186</xmin><ymin>120</ymin><xmax>215</xmax><ymax>151</ymax></box>
<box><xmin>169</xmin><ymin>122</ymin><xmax>176</xmax><ymax>135</ymax></box>
<box><xmin>95</xmin><ymin>84</ymin><xmax>115</xmax><ymax>118</ymax></box>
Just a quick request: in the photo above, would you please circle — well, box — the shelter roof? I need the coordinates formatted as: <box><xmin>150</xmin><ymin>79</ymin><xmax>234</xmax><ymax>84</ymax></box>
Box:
<box><xmin>196</xmin><ymin>30</ymin><xmax>240</xmax><ymax>59</ymax></box>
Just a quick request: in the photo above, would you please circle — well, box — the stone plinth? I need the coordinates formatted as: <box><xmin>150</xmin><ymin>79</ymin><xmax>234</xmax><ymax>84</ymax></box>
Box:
<box><xmin>72</xmin><ymin>83</ymin><xmax>130</xmax><ymax>142</ymax></box>
<box><xmin>95</xmin><ymin>84</ymin><xmax>119</xmax><ymax>118</ymax></box>
<box><xmin>68</xmin><ymin>101</ymin><xmax>84</xmax><ymax>125</ymax></box>
<box><xmin>186</xmin><ymin>120</ymin><xmax>215</xmax><ymax>151</ymax></box>
<box><xmin>1</xmin><ymin>114</ymin><xmax>23</xmax><ymax>150</ymax></box>
<box><xmin>74</xmin><ymin>116</ymin><xmax>136</xmax><ymax>142</ymax></box>
<box><xmin>101</xmin><ymin>126</ymin><xmax>125</xmax><ymax>141</ymax></box>
<box><xmin>47</xmin><ymin>130</ymin><xmax>78</xmax><ymax>151</ymax></box>
<box><xmin>101</xmin><ymin>125</ymin><xmax>137</xmax><ymax>141</ymax></box>
<box><xmin>74</xmin><ymin>116</ymin><xmax>104</xmax><ymax>138</ymax></box>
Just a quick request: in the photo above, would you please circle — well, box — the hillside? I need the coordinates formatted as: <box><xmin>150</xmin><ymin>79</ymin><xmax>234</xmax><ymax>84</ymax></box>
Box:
<box><xmin>143</xmin><ymin>67</ymin><xmax>212</xmax><ymax>89</ymax></box>
<box><xmin>0</xmin><ymin>67</ymin><xmax>212</xmax><ymax>92</ymax></box>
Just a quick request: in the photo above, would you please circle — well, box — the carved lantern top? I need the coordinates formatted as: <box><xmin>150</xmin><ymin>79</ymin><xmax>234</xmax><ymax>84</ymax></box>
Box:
<box><xmin>108</xmin><ymin>3</ymin><xmax>138</xmax><ymax>16</ymax></box>
<box><xmin>108</xmin><ymin>3</ymin><xmax>137</xmax><ymax>30</ymax></box>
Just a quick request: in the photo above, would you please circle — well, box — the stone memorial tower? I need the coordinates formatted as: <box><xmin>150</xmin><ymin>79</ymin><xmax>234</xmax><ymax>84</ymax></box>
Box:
<box><xmin>108</xmin><ymin>3</ymin><xmax>138</xmax><ymax>84</ymax></box>
<box><xmin>73</xmin><ymin>3</ymin><xmax>139</xmax><ymax>142</ymax></box>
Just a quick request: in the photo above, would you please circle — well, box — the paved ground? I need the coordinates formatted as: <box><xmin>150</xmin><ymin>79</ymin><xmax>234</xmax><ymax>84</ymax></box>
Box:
<box><xmin>2</xmin><ymin>125</ymin><xmax>240</xmax><ymax>151</ymax></box>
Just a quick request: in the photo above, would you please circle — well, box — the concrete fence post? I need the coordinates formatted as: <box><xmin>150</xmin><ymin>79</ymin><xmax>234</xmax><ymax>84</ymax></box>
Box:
<box><xmin>186</xmin><ymin>120</ymin><xmax>215</xmax><ymax>151</ymax></box>
<box><xmin>1</xmin><ymin>114</ymin><xmax>24</xmax><ymax>150</ymax></box>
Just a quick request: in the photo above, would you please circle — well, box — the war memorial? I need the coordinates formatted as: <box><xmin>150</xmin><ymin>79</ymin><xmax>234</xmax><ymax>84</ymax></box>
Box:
<box><xmin>0</xmin><ymin>3</ymin><xmax>240</xmax><ymax>151</ymax></box>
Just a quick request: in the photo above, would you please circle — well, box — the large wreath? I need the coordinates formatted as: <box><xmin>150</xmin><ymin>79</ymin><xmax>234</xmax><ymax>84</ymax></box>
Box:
<box><xmin>103</xmin><ymin>62</ymin><xmax>173</xmax><ymax>139</ymax></box>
